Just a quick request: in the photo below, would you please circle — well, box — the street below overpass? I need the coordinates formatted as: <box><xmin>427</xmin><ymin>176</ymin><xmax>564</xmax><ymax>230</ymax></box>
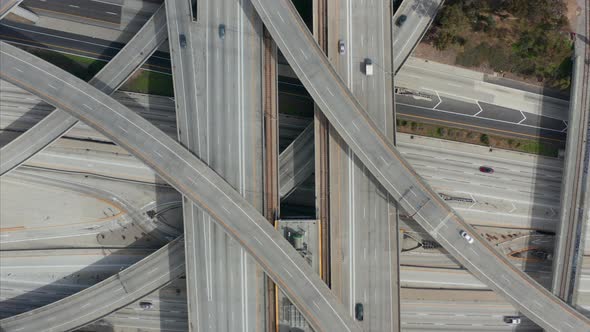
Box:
<box><xmin>0</xmin><ymin>22</ymin><xmax>568</xmax><ymax>144</ymax></box>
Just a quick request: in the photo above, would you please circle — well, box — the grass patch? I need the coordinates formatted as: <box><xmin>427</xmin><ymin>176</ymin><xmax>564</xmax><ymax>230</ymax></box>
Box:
<box><xmin>23</xmin><ymin>46</ymin><xmax>173</xmax><ymax>97</ymax></box>
<box><xmin>397</xmin><ymin>117</ymin><xmax>560</xmax><ymax>157</ymax></box>
<box><xmin>26</xmin><ymin>47</ymin><xmax>106</xmax><ymax>81</ymax></box>
<box><xmin>119</xmin><ymin>69</ymin><xmax>174</xmax><ymax>97</ymax></box>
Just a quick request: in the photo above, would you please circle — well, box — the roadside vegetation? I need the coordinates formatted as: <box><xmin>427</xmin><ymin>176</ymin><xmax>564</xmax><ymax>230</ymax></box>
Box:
<box><xmin>24</xmin><ymin>47</ymin><xmax>173</xmax><ymax>96</ymax></box>
<box><xmin>396</xmin><ymin>118</ymin><xmax>561</xmax><ymax>157</ymax></box>
<box><xmin>423</xmin><ymin>0</ymin><xmax>574</xmax><ymax>90</ymax></box>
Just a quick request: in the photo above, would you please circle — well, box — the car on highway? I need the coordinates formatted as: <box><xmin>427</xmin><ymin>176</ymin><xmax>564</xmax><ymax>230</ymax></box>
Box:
<box><xmin>479</xmin><ymin>166</ymin><xmax>494</xmax><ymax>174</ymax></box>
<box><xmin>460</xmin><ymin>230</ymin><xmax>474</xmax><ymax>244</ymax></box>
<box><xmin>355</xmin><ymin>303</ymin><xmax>364</xmax><ymax>321</ymax></box>
<box><xmin>396</xmin><ymin>14</ymin><xmax>407</xmax><ymax>27</ymax></box>
<box><xmin>504</xmin><ymin>316</ymin><xmax>521</xmax><ymax>325</ymax></box>
<box><xmin>179</xmin><ymin>34</ymin><xmax>187</xmax><ymax>48</ymax></box>
<box><xmin>139</xmin><ymin>301</ymin><xmax>153</xmax><ymax>309</ymax></box>
<box><xmin>365</xmin><ymin>58</ymin><xmax>373</xmax><ymax>76</ymax></box>
<box><xmin>338</xmin><ymin>39</ymin><xmax>345</xmax><ymax>54</ymax></box>
<box><xmin>219</xmin><ymin>24</ymin><xmax>226</xmax><ymax>39</ymax></box>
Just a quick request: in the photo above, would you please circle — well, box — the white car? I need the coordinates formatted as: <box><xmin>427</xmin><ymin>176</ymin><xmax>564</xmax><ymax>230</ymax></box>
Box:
<box><xmin>504</xmin><ymin>316</ymin><xmax>521</xmax><ymax>325</ymax></box>
<box><xmin>460</xmin><ymin>230</ymin><xmax>474</xmax><ymax>244</ymax></box>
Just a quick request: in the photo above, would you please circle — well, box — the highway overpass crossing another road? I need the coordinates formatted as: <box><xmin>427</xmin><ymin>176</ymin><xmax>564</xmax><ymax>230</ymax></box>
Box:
<box><xmin>0</xmin><ymin>3</ymin><xmax>168</xmax><ymax>176</ymax></box>
<box><xmin>247</xmin><ymin>0</ymin><xmax>590</xmax><ymax>330</ymax></box>
<box><xmin>0</xmin><ymin>42</ymin><xmax>361</xmax><ymax>332</ymax></box>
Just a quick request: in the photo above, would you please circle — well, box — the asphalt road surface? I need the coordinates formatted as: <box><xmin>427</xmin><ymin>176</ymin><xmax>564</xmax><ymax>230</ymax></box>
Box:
<box><xmin>165</xmin><ymin>0</ymin><xmax>266</xmax><ymax>330</ymax></box>
<box><xmin>247</xmin><ymin>0</ymin><xmax>590</xmax><ymax>329</ymax></box>
<box><xmin>0</xmin><ymin>237</ymin><xmax>186</xmax><ymax>331</ymax></box>
<box><xmin>0</xmin><ymin>4</ymin><xmax>167</xmax><ymax>176</ymax></box>
<box><xmin>326</xmin><ymin>1</ymin><xmax>399</xmax><ymax>330</ymax></box>
<box><xmin>392</xmin><ymin>0</ymin><xmax>442</xmax><ymax>73</ymax></box>
<box><xmin>0</xmin><ymin>21</ymin><xmax>171</xmax><ymax>73</ymax></box>
<box><xmin>0</xmin><ymin>42</ymin><xmax>361</xmax><ymax>332</ymax></box>
<box><xmin>21</xmin><ymin>0</ymin><xmax>121</xmax><ymax>25</ymax></box>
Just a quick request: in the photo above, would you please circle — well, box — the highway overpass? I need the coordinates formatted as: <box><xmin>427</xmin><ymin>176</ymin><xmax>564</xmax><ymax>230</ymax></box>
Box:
<box><xmin>0</xmin><ymin>0</ymin><xmax>22</xmax><ymax>19</ymax></box>
<box><xmin>165</xmin><ymin>0</ymin><xmax>267</xmax><ymax>329</ymax></box>
<box><xmin>392</xmin><ymin>0</ymin><xmax>443</xmax><ymax>73</ymax></box>
<box><xmin>0</xmin><ymin>41</ymin><xmax>361</xmax><ymax>332</ymax></box>
<box><xmin>0</xmin><ymin>3</ymin><xmax>168</xmax><ymax>176</ymax></box>
<box><xmin>247</xmin><ymin>0</ymin><xmax>590</xmax><ymax>329</ymax></box>
<box><xmin>0</xmin><ymin>237</ymin><xmax>185</xmax><ymax>331</ymax></box>
<box><xmin>552</xmin><ymin>0</ymin><xmax>590</xmax><ymax>305</ymax></box>
<box><xmin>325</xmin><ymin>0</ymin><xmax>400</xmax><ymax>330</ymax></box>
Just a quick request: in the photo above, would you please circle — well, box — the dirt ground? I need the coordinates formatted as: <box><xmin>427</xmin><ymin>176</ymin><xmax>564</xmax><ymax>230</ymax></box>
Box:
<box><xmin>413</xmin><ymin>0</ymin><xmax>578</xmax><ymax>88</ymax></box>
<box><xmin>565</xmin><ymin>0</ymin><xmax>581</xmax><ymax>31</ymax></box>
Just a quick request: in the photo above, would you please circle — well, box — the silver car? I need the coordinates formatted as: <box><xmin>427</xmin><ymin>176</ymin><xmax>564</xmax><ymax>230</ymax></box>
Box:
<box><xmin>460</xmin><ymin>230</ymin><xmax>474</xmax><ymax>244</ymax></box>
<box><xmin>338</xmin><ymin>40</ymin><xmax>345</xmax><ymax>54</ymax></box>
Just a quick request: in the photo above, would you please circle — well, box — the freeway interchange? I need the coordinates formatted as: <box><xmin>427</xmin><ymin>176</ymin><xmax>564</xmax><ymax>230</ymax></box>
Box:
<box><xmin>1</xmin><ymin>0</ymin><xmax>590</xmax><ymax>331</ymax></box>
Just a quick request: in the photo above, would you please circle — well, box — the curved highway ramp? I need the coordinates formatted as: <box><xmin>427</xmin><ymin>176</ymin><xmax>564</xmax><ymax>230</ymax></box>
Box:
<box><xmin>0</xmin><ymin>42</ymin><xmax>361</xmax><ymax>332</ymax></box>
<box><xmin>0</xmin><ymin>3</ymin><xmax>168</xmax><ymax>176</ymax></box>
<box><xmin>0</xmin><ymin>237</ymin><xmax>185</xmax><ymax>332</ymax></box>
<box><xmin>247</xmin><ymin>0</ymin><xmax>590</xmax><ymax>330</ymax></box>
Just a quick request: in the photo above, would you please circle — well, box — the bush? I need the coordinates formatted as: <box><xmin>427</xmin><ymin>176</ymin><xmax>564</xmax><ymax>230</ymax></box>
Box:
<box><xmin>411</xmin><ymin>122</ymin><xmax>418</xmax><ymax>130</ymax></box>
<box><xmin>401</xmin><ymin>120</ymin><xmax>408</xmax><ymax>126</ymax></box>
<box><xmin>480</xmin><ymin>134</ymin><xmax>490</xmax><ymax>145</ymax></box>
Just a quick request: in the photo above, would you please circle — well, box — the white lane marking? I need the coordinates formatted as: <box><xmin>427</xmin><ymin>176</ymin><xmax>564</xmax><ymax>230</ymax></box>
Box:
<box><xmin>106</xmin><ymin>12</ymin><xmax>118</xmax><ymax>16</ymax></box>
<box><xmin>90</xmin><ymin>0</ymin><xmax>122</xmax><ymax>6</ymax></box>
<box><xmin>118</xmin><ymin>125</ymin><xmax>128</xmax><ymax>133</ymax></box>
<box><xmin>432</xmin><ymin>90</ymin><xmax>442</xmax><ymax>109</ymax></box>
<box><xmin>283</xmin><ymin>267</ymin><xmax>293</xmax><ymax>278</ymax></box>
<box><xmin>474</xmin><ymin>101</ymin><xmax>483</xmax><ymax>116</ymax></box>
<box><xmin>222</xmin><ymin>206</ymin><xmax>232</xmax><ymax>215</ymax></box>
<box><xmin>326</xmin><ymin>87</ymin><xmax>334</xmax><ymax>96</ymax></box>
<box><xmin>352</xmin><ymin>121</ymin><xmax>360</xmax><ymax>131</ymax></box>
<box><xmin>313</xmin><ymin>301</ymin><xmax>322</xmax><ymax>311</ymax></box>
<box><xmin>299</xmin><ymin>48</ymin><xmax>308</xmax><ymax>60</ymax></box>
<box><xmin>69</xmin><ymin>5</ymin><xmax>80</xmax><ymax>8</ymax></box>
<box><xmin>154</xmin><ymin>150</ymin><xmax>163</xmax><ymax>158</ymax></box>
<box><xmin>518</xmin><ymin>111</ymin><xmax>527</xmax><ymax>124</ymax></box>
<box><xmin>1</xmin><ymin>233</ymin><xmax>99</xmax><ymax>243</ymax></box>
<box><xmin>147</xmin><ymin>267</ymin><xmax>158</xmax><ymax>275</ymax></box>
<box><xmin>276</xmin><ymin>11</ymin><xmax>285</xmax><ymax>23</ymax></box>
<box><xmin>83</xmin><ymin>104</ymin><xmax>92</xmax><ymax>110</ymax></box>
<box><xmin>397</xmin><ymin>101</ymin><xmax>565</xmax><ymax>133</ymax></box>
<box><xmin>253</xmin><ymin>236</ymin><xmax>263</xmax><ymax>246</ymax></box>
<box><xmin>14</xmin><ymin>68</ymin><xmax>22</xmax><ymax>73</ymax></box>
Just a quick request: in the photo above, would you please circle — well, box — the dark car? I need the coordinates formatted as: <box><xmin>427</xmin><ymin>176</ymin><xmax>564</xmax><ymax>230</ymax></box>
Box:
<box><xmin>179</xmin><ymin>34</ymin><xmax>187</xmax><ymax>48</ymax></box>
<box><xmin>139</xmin><ymin>301</ymin><xmax>153</xmax><ymax>309</ymax></box>
<box><xmin>355</xmin><ymin>303</ymin><xmax>364</xmax><ymax>321</ymax></box>
<box><xmin>396</xmin><ymin>14</ymin><xmax>407</xmax><ymax>27</ymax></box>
<box><xmin>219</xmin><ymin>24</ymin><xmax>226</xmax><ymax>39</ymax></box>
<box><xmin>479</xmin><ymin>166</ymin><xmax>494</xmax><ymax>174</ymax></box>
